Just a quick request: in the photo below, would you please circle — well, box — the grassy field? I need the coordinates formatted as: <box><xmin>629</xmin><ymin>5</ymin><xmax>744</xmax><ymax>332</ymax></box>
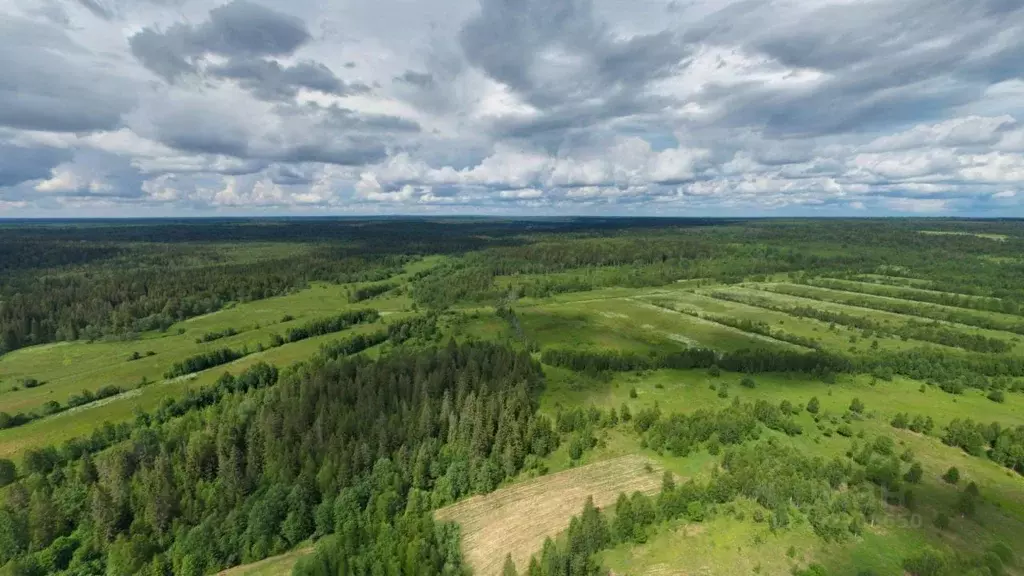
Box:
<box><xmin>715</xmin><ymin>284</ymin><xmax>1024</xmax><ymax>352</ymax></box>
<box><xmin>515</xmin><ymin>291</ymin><xmax>800</xmax><ymax>353</ymax></box>
<box><xmin>534</xmin><ymin>361</ymin><xmax>1024</xmax><ymax>575</ymax></box>
<box><xmin>803</xmin><ymin>277</ymin><xmax>1017</xmax><ymax>311</ymax></box>
<box><xmin>0</xmin><ymin>256</ymin><xmax>441</xmax><ymax>462</ymax></box>
<box><xmin>0</xmin><ymin>321</ymin><xmax>396</xmax><ymax>460</ymax></box>
<box><xmin>435</xmin><ymin>455</ymin><xmax>664</xmax><ymax>575</ymax></box>
<box><xmin>0</xmin><ymin>255</ymin><xmax>445</xmax><ymax>417</ymax></box>
<box><xmin>0</xmin><ymin>284</ymin><xmax>378</xmax><ymax>412</ymax></box>
<box><xmin>642</xmin><ymin>289</ymin><xmax>924</xmax><ymax>353</ymax></box>
<box><xmin>4</xmin><ymin>237</ymin><xmax>1023</xmax><ymax>576</ymax></box>
<box><xmin>485</xmin><ymin>271</ymin><xmax>1024</xmax><ymax>576</ymax></box>
<box><xmin>920</xmin><ymin>230</ymin><xmax>1009</xmax><ymax>241</ymax></box>
<box><xmin>216</xmin><ymin>547</ymin><xmax>312</xmax><ymax>576</ymax></box>
<box><xmin>753</xmin><ymin>282</ymin><xmax>1024</xmax><ymax>335</ymax></box>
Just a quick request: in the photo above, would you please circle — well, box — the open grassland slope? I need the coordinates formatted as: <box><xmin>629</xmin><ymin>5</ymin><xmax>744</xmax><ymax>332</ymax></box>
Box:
<box><xmin>216</xmin><ymin>547</ymin><xmax>313</xmax><ymax>576</ymax></box>
<box><xmin>435</xmin><ymin>455</ymin><xmax>663</xmax><ymax>575</ymax></box>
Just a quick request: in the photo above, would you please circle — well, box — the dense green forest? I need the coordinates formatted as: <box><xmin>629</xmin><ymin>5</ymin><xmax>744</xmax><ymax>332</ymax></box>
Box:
<box><xmin>1</xmin><ymin>218</ymin><xmax>1023</xmax><ymax>576</ymax></box>
<box><xmin>0</xmin><ymin>342</ymin><xmax>554</xmax><ymax>575</ymax></box>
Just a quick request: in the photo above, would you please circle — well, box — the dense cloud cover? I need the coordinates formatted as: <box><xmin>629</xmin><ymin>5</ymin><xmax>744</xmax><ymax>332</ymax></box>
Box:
<box><xmin>0</xmin><ymin>0</ymin><xmax>1022</xmax><ymax>215</ymax></box>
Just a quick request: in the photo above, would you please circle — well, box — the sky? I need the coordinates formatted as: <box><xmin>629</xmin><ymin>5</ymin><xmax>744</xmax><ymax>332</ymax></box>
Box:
<box><xmin>0</xmin><ymin>0</ymin><xmax>1023</xmax><ymax>217</ymax></box>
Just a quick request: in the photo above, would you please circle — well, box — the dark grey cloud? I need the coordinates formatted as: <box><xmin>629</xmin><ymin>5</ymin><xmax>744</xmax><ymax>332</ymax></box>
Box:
<box><xmin>146</xmin><ymin>101</ymin><xmax>408</xmax><ymax>167</ymax></box>
<box><xmin>395</xmin><ymin>70</ymin><xmax>434</xmax><ymax>88</ymax></box>
<box><xmin>0</xmin><ymin>18</ymin><xmax>134</xmax><ymax>132</ymax></box>
<box><xmin>0</xmin><ymin>145</ymin><xmax>72</xmax><ymax>187</ymax></box>
<box><xmin>72</xmin><ymin>0</ymin><xmax>187</xmax><ymax>20</ymax></box>
<box><xmin>685</xmin><ymin>0</ymin><xmax>1024</xmax><ymax>137</ymax></box>
<box><xmin>129</xmin><ymin>0</ymin><xmax>312</xmax><ymax>81</ymax></box>
<box><xmin>4</xmin><ymin>0</ymin><xmax>1024</xmax><ymax>215</ymax></box>
<box><xmin>129</xmin><ymin>1</ymin><xmax>362</xmax><ymax>103</ymax></box>
<box><xmin>275</xmin><ymin>142</ymin><xmax>386</xmax><ymax>166</ymax></box>
<box><xmin>460</xmin><ymin>0</ymin><xmax>688</xmax><ymax>107</ymax></box>
<box><xmin>313</xmin><ymin>105</ymin><xmax>422</xmax><ymax>133</ymax></box>
<box><xmin>200</xmin><ymin>0</ymin><xmax>310</xmax><ymax>57</ymax></box>
<box><xmin>76</xmin><ymin>0</ymin><xmax>115</xmax><ymax>20</ymax></box>
<box><xmin>209</xmin><ymin>58</ymin><xmax>370</xmax><ymax>100</ymax></box>
<box><xmin>129</xmin><ymin>26</ymin><xmax>199</xmax><ymax>80</ymax></box>
<box><xmin>458</xmin><ymin>0</ymin><xmax>689</xmax><ymax>147</ymax></box>
<box><xmin>268</xmin><ymin>164</ymin><xmax>315</xmax><ymax>185</ymax></box>
<box><xmin>149</xmin><ymin>106</ymin><xmax>252</xmax><ymax>157</ymax></box>
<box><xmin>31</xmin><ymin>0</ymin><xmax>71</xmax><ymax>26</ymax></box>
<box><xmin>159</xmin><ymin>127</ymin><xmax>252</xmax><ymax>158</ymax></box>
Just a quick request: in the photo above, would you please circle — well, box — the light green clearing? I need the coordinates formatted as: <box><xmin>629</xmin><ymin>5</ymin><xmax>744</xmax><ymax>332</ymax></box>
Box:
<box><xmin>0</xmin><ymin>273</ymin><xmax>421</xmax><ymax>415</ymax></box>
<box><xmin>642</xmin><ymin>289</ymin><xmax>924</xmax><ymax>354</ymax></box>
<box><xmin>919</xmin><ymin>230</ymin><xmax>1009</xmax><ymax>241</ymax></box>
<box><xmin>0</xmin><ymin>321</ymin><xmax>393</xmax><ymax>461</ymax></box>
<box><xmin>0</xmin><ymin>256</ymin><xmax>444</xmax><ymax>461</ymax></box>
<box><xmin>538</xmin><ymin>363</ymin><xmax>1024</xmax><ymax>576</ymax></box>
<box><xmin>807</xmin><ymin>277</ymin><xmax>1016</xmax><ymax>313</ymax></box>
<box><xmin>729</xmin><ymin>284</ymin><xmax>1024</xmax><ymax>352</ymax></box>
<box><xmin>521</xmin><ymin>296</ymin><xmax>799</xmax><ymax>353</ymax></box>
<box><xmin>854</xmin><ymin>274</ymin><xmax>936</xmax><ymax>289</ymax></box>
<box><xmin>216</xmin><ymin>546</ymin><xmax>312</xmax><ymax>576</ymax></box>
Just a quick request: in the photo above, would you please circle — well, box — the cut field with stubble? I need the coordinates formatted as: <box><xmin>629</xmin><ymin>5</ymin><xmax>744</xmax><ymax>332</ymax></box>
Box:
<box><xmin>435</xmin><ymin>454</ymin><xmax>664</xmax><ymax>575</ymax></box>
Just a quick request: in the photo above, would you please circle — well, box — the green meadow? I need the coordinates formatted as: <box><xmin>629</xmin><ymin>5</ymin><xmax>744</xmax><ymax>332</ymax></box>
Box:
<box><xmin>1</xmin><ymin>220</ymin><xmax>1022</xmax><ymax>576</ymax></box>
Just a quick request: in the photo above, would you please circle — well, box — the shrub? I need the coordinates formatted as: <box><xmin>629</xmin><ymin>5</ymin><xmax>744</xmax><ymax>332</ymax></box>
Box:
<box><xmin>955</xmin><ymin>482</ymin><xmax>981</xmax><ymax>517</ymax></box>
<box><xmin>904</xmin><ymin>462</ymin><xmax>923</xmax><ymax>484</ymax></box>
<box><xmin>891</xmin><ymin>412</ymin><xmax>909</xmax><ymax>429</ymax></box>
<box><xmin>0</xmin><ymin>459</ymin><xmax>15</xmax><ymax>486</ymax></box>
<box><xmin>987</xmin><ymin>390</ymin><xmax>1005</xmax><ymax>403</ymax></box>
<box><xmin>740</xmin><ymin>376</ymin><xmax>756</xmax><ymax>388</ymax></box>
<box><xmin>849</xmin><ymin>398</ymin><xmax>865</xmax><ymax>413</ymax></box>
<box><xmin>989</xmin><ymin>543</ymin><xmax>1014</xmax><ymax>567</ymax></box>
<box><xmin>942</xmin><ymin>467</ymin><xmax>960</xmax><ymax>485</ymax></box>
<box><xmin>620</xmin><ymin>403</ymin><xmax>632</xmax><ymax>422</ymax></box>
<box><xmin>806</xmin><ymin>396</ymin><xmax>820</xmax><ymax>414</ymax></box>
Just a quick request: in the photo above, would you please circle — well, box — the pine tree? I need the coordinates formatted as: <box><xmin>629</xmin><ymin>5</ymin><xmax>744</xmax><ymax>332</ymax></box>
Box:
<box><xmin>612</xmin><ymin>493</ymin><xmax>634</xmax><ymax>543</ymax></box>
<box><xmin>502</xmin><ymin>554</ymin><xmax>518</xmax><ymax>576</ymax></box>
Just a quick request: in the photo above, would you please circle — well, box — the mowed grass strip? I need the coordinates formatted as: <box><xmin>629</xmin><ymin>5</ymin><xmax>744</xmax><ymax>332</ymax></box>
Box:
<box><xmin>918</xmin><ymin>230</ymin><xmax>1009</xmax><ymax>241</ymax></box>
<box><xmin>530</xmin><ymin>297</ymin><xmax>795</xmax><ymax>353</ymax></box>
<box><xmin>216</xmin><ymin>547</ymin><xmax>313</xmax><ymax>576</ymax></box>
<box><xmin>806</xmin><ymin>277</ymin><xmax>1017</xmax><ymax>313</ymax></box>
<box><xmin>435</xmin><ymin>455</ymin><xmax>663</xmax><ymax>575</ymax></box>
<box><xmin>728</xmin><ymin>284</ymin><xmax>1024</xmax><ymax>352</ymax></box>
<box><xmin>759</xmin><ymin>282</ymin><xmax>1024</xmax><ymax>331</ymax></box>
<box><xmin>0</xmin><ymin>283</ymin><xmax>410</xmax><ymax>415</ymax></box>
<box><xmin>0</xmin><ymin>321</ymin><xmax>395</xmax><ymax>461</ymax></box>
<box><xmin>640</xmin><ymin>290</ymin><xmax>888</xmax><ymax>353</ymax></box>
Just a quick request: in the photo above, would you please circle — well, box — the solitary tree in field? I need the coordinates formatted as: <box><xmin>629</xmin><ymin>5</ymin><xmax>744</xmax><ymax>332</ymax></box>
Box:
<box><xmin>0</xmin><ymin>459</ymin><xmax>14</xmax><ymax>487</ymax></box>
<box><xmin>956</xmin><ymin>482</ymin><xmax>981</xmax><ymax>517</ymax></box>
<box><xmin>620</xmin><ymin>403</ymin><xmax>632</xmax><ymax>422</ymax></box>
<box><xmin>904</xmin><ymin>462</ymin><xmax>923</xmax><ymax>484</ymax></box>
<box><xmin>502</xmin><ymin>553</ymin><xmax>517</xmax><ymax>576</ymax></box>
<box><xmin>807</xmin><ymin>396</ymin><xmax>820</xmax><ymax>414</ymax></box>
<box><xmin>942</xmin><ymin>467</ymin><xmax>960</xmax><ymax>485</ymax></box>
<box><xmin>849</xmin><ymin>398</ymin><xmax>865</xmax><ymax>414</ymax></box>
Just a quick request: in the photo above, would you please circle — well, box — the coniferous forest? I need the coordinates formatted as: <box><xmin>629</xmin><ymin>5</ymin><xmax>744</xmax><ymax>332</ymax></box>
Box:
<box><xmin>0</xmin><ymin>218</ymin><xmax>1022</xmax><ymax>576</ymax></box>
